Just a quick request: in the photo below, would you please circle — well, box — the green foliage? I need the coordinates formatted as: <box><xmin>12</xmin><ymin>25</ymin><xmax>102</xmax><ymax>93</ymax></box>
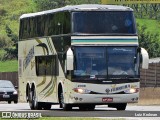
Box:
<box><xmin>67</xmin><ymin>0</ymin><xmax>100</xmax><ymax>5</ymax></box>
<box><xmin>0</xmin><ymin>7</ymin><xmax>7</xmax><ymax>16</ymax></box>
<box><xmin>0</xmin><ymin>0</ymin><xmax>36</xmax><ymax>36</ymax></box>
<box><xmin>3</xmin><ymin>25</ymin><xmax>18</xmax><ymax>60</ymax></box>
<box><xmin>137</xmin><ymin>24</ymin><xmax>160</xmax><ymax>58</ymax></box>
<box><xmin>33</xmin><ymin>0</ymin><xmax>100</xmax><ymax>11</ymax></box>
<box><xmin>0</xmin><ymin>0</ymin><xmax>160</xmax><ymax>61</ymax></box>
<box><xmin>33</xmin><ymin>0</ymin><xmax>66</xmax><ymax>11</ymax></box>
<box><xmin>5</xmin><ymin>25</ymin><xmax>18</xmax><ymax>44</ymax></box>
<box><xmin>0</xmin><ymin>36</ymin><xmax>12</xmax><ymax>48</ymax></box>
<box><xmin>136</xmin><ymin>19</ymin><xmax>160</xmax><ymax>35</ymax></box>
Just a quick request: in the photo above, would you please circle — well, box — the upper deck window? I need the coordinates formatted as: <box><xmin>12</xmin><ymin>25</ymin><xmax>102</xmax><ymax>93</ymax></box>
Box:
<box><xmin>72</xmin><ymin>11</ymin><xmax>136</xmax><ymax>35</ymax></box>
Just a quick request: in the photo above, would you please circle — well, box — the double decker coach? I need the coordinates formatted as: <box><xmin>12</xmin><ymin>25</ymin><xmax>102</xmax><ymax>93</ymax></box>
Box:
<box><xmin>18</xmin><ymin>4</ymin><xmax>149</xmax><ymax>110</ymax></box>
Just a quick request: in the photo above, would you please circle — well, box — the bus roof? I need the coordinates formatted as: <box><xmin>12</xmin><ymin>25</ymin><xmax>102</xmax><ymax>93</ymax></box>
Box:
<box><xmin>20</xmin><ymin>4</ymin><xmax>133</xmax><ymax>19</ymax></box>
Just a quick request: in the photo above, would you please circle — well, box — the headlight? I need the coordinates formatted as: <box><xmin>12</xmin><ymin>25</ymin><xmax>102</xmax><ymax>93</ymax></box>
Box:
<box><xmin>73</xmin><ymin>88</ymin><xmax>91</xmax><ymax>94</ymax></box>
<box><xmin>125</xmin><ymin>88</ymin><xmax>139</xmax><ymax>93</ymax></box>
<box><xmin>13</xmin><ymin>91</ymin><xmax>18</xmax><ymax>94</ymax></box>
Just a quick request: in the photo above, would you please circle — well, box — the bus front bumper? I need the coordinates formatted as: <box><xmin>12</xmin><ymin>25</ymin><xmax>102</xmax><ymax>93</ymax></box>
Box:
<box><xmin>68</xmin><ymin>93</ymin><xmax>139</xmax><ymax>104</ymax></box>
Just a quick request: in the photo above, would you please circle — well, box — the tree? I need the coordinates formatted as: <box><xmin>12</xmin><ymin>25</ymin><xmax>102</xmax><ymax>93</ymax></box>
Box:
<box><xmin>3</xmin><ymin>25</ymin><xmax>18</xmax><ymax>60</ymax></box>
<box><xmin>137</xmin><ymin>24</ymin><xmax>160</xmax><ymax>58</ymax></box>
<box><xmin>33</xmin><ymin>0</ymin><xmax>66</xmax><ymax>11</ymax></box>
<box><xmin>0</xmin><ymin>36</ymin><xmax>12</xmax><ymax>48</ymax></box>
<box><xmin>67</xmin><ymin>0</ymin><xmax>100</xmax><ymax>5</ymax></box>
<box><xmin>33</xmin><ymin>0</ymin><xmax>100</xmax><ymax>11</ymax></box>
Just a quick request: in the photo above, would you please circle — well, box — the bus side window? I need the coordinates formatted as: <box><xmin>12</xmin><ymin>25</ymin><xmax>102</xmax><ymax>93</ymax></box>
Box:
<box><xmin>35</xmin><ymin>55</ymin><xmax>57</xmax><ymax>76</ymax></box>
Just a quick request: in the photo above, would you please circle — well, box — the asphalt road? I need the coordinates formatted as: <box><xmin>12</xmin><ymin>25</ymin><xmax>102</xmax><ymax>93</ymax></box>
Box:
<box><xmin>0</xmin><ymin>103</ymin><xmax>160</xmax><ymax>118</ymax></box>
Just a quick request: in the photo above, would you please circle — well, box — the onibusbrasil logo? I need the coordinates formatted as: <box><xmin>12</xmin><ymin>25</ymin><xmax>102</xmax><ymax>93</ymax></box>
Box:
<box><xmin>1</xmin><ymin>112</ymin><xmax>42</xmax><ymax>119</ymax></box>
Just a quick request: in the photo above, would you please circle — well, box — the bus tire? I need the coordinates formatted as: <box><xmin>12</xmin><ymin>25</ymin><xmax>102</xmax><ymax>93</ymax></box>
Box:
<box><xmin>43</xmin><ymin>103</ymin><xmax>51</xmax><ymax>110</ymax></box>
<box><xmin>79</xmin><ymin>105</ymin><xmax>95</xmax><ymax>111</ymax></box>
<box><xmin>29</xmin><ymin>87</ymin><xmax>38</xmax><ymax>110</ymax></box>
<box><xmin>14</xmin><ymin>100</ymin><xmax>18</xmax><ymax>104</ymax></box>
<box><xmin>87</xmin><ymin>105</ymin><xmax>95</xmax><ymax>110</ymax></box>
<box><xmin>26</xmin><ymin>84</ymin><xmax>30</xmax><ymax>102</ymax></box>
<box><xmin>60</xmin><ymin>91</ymin><xmax>72</xmax><ymax>111</ymax></box>
<box><xmin>116</xmin><ymin>103</ymin><xmax>127</xmax><ymax>110</ymax></box>
<box><xmin>37</xmin><ymin>102</ymin><xmax>43</xmax><ymax>110</ymax></box>
<box><xmin>29</xmin><ymin>90</ymin><xmax>34</xmax><ymax>110</ymax></box>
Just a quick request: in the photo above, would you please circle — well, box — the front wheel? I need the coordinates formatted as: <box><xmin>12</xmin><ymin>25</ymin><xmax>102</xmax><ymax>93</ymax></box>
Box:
<box><xmin>108</xmin><ymin>103</ymin><xmax>127</xmax><ymax>110</ymax></box>
<box><xmin>14</xmin><ymin>100</ymin><xmax>18</xmax><ymax>104</ymax></box>
<box><xmin>79</xmin><ymin>105</ymin><xmax>95</xmax><ymax>111</ymax></box>
<box><xmin>60</xmin><ymin>91</ymin><xmax>72</xmax><ymax>111</ymax></box>
<box><xmin>116</xmin><ymin>103</ymin><xmax>127</xmax><ymax>110</ymax></box>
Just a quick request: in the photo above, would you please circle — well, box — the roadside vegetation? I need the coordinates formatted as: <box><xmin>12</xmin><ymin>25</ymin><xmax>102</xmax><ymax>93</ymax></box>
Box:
<box><xmin>0</xmin><ymin>0</ymin><xmax>160</xmax><ymax>72</ymax></box>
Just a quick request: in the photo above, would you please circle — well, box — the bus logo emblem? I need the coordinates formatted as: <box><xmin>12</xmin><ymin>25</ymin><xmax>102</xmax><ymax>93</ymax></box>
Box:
<box><xmin>105</xmin><ymin>89</ymin><xmax>110</xmax><ymax>94</ymax></box>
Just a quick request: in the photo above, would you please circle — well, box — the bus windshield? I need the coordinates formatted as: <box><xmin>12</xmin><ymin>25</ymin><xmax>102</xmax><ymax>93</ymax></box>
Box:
<box><xmin>73</xmin><ymin>46</ymin><xmax>139</xmax><ymax>79</ymax></box>
<box><xmin>72</xmin><ymin>11</ymin><xmax>136</xmax><ymax>35</ymax></box>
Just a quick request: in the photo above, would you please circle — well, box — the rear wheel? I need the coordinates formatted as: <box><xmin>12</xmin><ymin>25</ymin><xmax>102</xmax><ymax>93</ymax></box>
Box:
<box><xmin>26</xmin><ymin>85</ymin><xmax>30</xmax><ymax>102</ymax></box>
<box><xmin>37</xmin><ymin>102</ymin><xmax>43</xmax><ymax>110</ymax></box>
<box><xmin>29</xmin><ymin>89</ymin><xmax>34</xmax><ymax>110</ymax></box>
<box><xmin>29</xmin><ymin>87</ymin><xmax>38</xmax><ymax>110</ymax></box>
<box><xmin>43</xmin><ymin>103</ymin><xmax>51</xmax><ymax>110</ymax></box>
<box><xmin>8</xmin><ymin>101</ymin><xmax>11</xmax><ymax>104</ymax></box>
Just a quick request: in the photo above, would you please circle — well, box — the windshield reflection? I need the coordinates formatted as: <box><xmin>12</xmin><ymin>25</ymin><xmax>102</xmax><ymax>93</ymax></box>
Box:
<box><xmin>73</xmin><ymin>46</ymin><xmax>139</xmax><ymax>79</ymax></box>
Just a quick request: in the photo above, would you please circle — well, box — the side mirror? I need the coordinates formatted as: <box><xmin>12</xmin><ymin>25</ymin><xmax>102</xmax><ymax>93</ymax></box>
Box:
<box><xmin>141</xmin><ymin>48</ymin><xmax>149</xmax><ymax>69</ymax></box>
<box><xmin>15</xmin><ymin>86</ymin><xmax>18</xmax><ymax>89</ymax></box>
<box><xmin>66</xmin><ymin>48</ymin><xmax>74</xmax><ymax>70</ymax></box>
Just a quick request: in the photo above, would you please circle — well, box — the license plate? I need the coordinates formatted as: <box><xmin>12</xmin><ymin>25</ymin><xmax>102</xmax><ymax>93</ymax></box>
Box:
<box><xmin>102</xmin><ymin>97</ymin><xmax>113</xmax><ymax>102</ymax></box>
<box><xmin>3</xmin><ymin>95</ymin><xmax>10</xmax><ymax>98</ymax></box>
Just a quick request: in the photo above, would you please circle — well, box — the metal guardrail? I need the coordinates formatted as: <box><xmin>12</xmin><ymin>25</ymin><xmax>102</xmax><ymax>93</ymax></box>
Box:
<box><xmin>140</xmin><ymin>63</ymin><xmax>160</xmax><ymax>87</ymax></box>
<box><xmin>0</xmin><ymin>72</ymin><xmax>18</xmax><ymax>86</ymax></box>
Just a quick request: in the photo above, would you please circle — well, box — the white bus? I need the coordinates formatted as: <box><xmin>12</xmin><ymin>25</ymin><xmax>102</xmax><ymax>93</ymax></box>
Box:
<box><xmin>18</xmin><ymin>4</ymin><xmax>149</xmax><ymax>111</ymax></box>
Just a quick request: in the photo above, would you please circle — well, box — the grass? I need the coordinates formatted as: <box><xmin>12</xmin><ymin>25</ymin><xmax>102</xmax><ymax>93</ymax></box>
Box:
<box><xmin>0</xmin><ymin>60</ymin><xmax>18</xmax><ymax>72</ymax></box>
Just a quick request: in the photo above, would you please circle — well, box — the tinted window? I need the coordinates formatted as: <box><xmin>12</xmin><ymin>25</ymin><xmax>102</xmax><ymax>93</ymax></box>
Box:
<box><xmin>19</xmin><ymin>12</ymin><xmax>71</xmax><ymax>40</ymax></box>
<box><xmin>35</xmin><ymin>55</ymin><xmax>57</xmax><ymax>76</ymax></box>
<box><xmin>72</xmin><ymin>11</ymin><xmax>136</xmax><ymax>35</ymax></box>
<box><xmin>73</xmin><ymin>46</ymin><xmax>139</xmax><ymax>79</ymax></box>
